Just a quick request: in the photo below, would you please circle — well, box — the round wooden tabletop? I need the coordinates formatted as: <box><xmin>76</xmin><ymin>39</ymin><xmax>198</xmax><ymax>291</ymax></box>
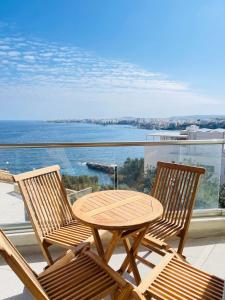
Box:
<box><xmin>72</xmin><ymin>190</ymin><xmax>163</xmax><ymax>230</ymax></box>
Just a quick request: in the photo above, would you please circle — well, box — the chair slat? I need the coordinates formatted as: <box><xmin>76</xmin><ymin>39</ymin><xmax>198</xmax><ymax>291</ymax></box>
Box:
<box><xmin>26</xmin><ymin>178</ymin><xmax>49</xmax><ymax>235</ymax></box>
<box><xmin>0</xmin><ymin>229</ymin><xmax>127</xmax><ymax>300</ymax></box>
<box><xmin>0</xmin><ymin>229</ymin><xmax>48</xmax><ymax>300</ymax></box>
<box><xmin>172</xmin><ymin>170</ymin><xmax>189</xmax><ymax>225</ymax></box>
<box><xmin>13</xmin><ymin>165</ymin><xmax>92</xmax><ymax>265</ymax></box>
<box><xmin>35</xmin><ymin>176</ymin><xmax>56</xmax><ymax>234</ymax></box>
<box><xmin>168</xmin><ymin>169</ymin><xmax>185</xmax><ymax>224</ymax></box>
<box><xmin>38</xmin><ymin>176</ymin><xmax>59</xmax><ymax>231</ymax></box>
<box><xmin>44</xmin><ymin>173</ymin><xmax>66</xmax><ymax>227</ymax></box>
<box><xmin>143</xmin><ymin>161</ymin><xmax>205</xmax><ymax>254</ymax></box>
<box><xmin>135</xmin><ymin>253</ymin><xmax>224</xmax><ymax>300</ymax></box>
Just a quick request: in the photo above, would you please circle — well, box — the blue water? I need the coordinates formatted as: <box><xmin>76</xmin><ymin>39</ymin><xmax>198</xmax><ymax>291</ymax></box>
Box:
<box><xmin>0</xmin><ymin>121</ymin><xmax>161</xmax><ymax>184</ymax></box>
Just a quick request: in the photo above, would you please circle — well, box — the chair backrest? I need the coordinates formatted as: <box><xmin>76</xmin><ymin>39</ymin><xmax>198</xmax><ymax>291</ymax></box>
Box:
<box><xmin>151</xmin><ymin>161</ymin><xmax>205</xmax><ymax>229</ymax></box>
<box><xmin>13</xmin><ymin>165</ymin><xmax>74</xmax><ymax>237</ymax></box>
<box><xmin>0</xmin><ymin>229</ymin><xmax>48</xmax><ymax>299</ymax></box>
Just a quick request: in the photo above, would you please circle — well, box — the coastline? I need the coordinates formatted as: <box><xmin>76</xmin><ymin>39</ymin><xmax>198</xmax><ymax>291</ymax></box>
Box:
<box><xmin>47</xmin><ymin>116</ymin><xmax>225</xmax><ymax>131</ymax></box>
<box><xmin>0</xmin><ymin>121</ymin><xmax>158</xmax><ymax>184</ymax></box>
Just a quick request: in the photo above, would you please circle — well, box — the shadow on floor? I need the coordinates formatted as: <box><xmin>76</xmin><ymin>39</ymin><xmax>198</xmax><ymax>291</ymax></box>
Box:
<box><xmin>4</xmin><ymin>288</ymin><xmax>32</xmax><ymax>300</ymax></box>
<box><xmin>0</xmin><ymin>245</ymin><xmax>65</xmax><ymax>267</ymax></box>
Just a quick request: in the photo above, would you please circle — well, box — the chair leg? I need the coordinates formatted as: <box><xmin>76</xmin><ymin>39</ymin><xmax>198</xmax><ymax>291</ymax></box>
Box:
<box><xmin>116</xmin><ymin>285</ymin><xmax>133</xmax><ymax>300</ymax></box>
<box><xmin>111</xmin><ymin>290</ymin><xmax>120</xmax><ymax>300</ymax></box>
<box><xmin>177</xmin><ymin>233</ymin><xmax>186</xmax><ymax>255</ymax></box>
<box><xmin>41</xmin><ymin>242</ymin><xmax>54</xmax><ymax>265</ymax></box>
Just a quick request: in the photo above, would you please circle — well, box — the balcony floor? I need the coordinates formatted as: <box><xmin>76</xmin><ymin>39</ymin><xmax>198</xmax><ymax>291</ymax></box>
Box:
<box><xmin>0</xmin><ymin>235</ymin><xmax>225</xmax><ymax>299</ymax></box>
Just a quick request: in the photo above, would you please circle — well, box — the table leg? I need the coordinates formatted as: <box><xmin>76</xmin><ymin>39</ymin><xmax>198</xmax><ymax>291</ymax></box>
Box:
<box><xmin>104</xmin><ymin>231</ymin><xmax>122</xmax><ymax>262</ymax></box>
<box><xmin>92</xmin><ymin>228</ymin><xmax>105</xmax><ymax>257</ymax></box>
<box><xmin>118</xmin><ymin>226</ymin><xmax>149</xmax><ymax>284</ymax></box>
<box><xmin>123</xmin><ymin>238</ymin><xmax>141</xmax><ymax>285</ymax></box>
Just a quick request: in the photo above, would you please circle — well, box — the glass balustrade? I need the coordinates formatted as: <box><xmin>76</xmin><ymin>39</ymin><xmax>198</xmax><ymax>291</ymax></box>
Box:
<box><xmin>0</xmin><ymin>141</ymin><xmax>224</xmax><ymax>227</ymax></box>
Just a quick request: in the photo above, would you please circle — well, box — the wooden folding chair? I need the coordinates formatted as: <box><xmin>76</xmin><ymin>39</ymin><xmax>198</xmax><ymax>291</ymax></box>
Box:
<box><xmin>141</xmin><ymin>161</ymin><xmax>205</xmax><ymax>255</ymax></box>
<box><xmin>13</xmin><ymin>165</ymin><xmax>94</xmax><ymax>265</ymax></box>
<box><xmin>0</xmin><ymin>229</ymin><xmax>132</xmax><ymax>300</ymax></box>
<box><xmin>131</xmin><ymin>252</ymin><xmax>224</xmax><ymax>300</ymax></box>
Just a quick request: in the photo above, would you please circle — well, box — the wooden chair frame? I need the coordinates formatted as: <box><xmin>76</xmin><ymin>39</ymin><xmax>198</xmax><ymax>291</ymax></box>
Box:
<box><xmin>13</xmin><ymin>165</ymin><xmax>93</xmax><ymax>265</ymax></box>
<box><xmin>0</xmin><ymin>229</ymin><xmax>132</xmax><ymax>300</ymax></box>
<box><xmin>141</xmin><ymin>161</ymin><xmax>205</xmax><ymax>256</ymax></box>
<box><xmin>131</xmin><ymin>251</ymin><xmax>224</xmax><ymax>300</ymax></box>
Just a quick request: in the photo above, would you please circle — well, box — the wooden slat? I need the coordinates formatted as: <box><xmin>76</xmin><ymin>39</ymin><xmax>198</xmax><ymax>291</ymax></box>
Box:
<box><xmin>45</xmin><ymin>222</ymin><xmax>92</xmax><ymax>246</ymax></box>
<box><xmin>13</xmin><ymin>165</ymin><xmax>92</xmax><ymax>265</ymax></box>
<box><xmin>44</xmin><ymin>173</ymin><xmax>63</xmax><ymax>225</ymax></box>
<box><xmin>42</xmin><ymin>174</ymin><xmax>62</xmax><ymax>230</ymax></box>
<box><xmin>137</xmin><ymin>253</ymin><xmax>174</xmax><ymax>294</ymax></box>
<box><xmin>73</xmin><ymin>190</ymin><xmax>163</xmax><ymax>230</ymax></box>
<box><xmin>26</xmin><ymin>178</ymin><xmax>49</xmax><ymax>235</ymax></box>
<box><xmin>135</xmin><ymin>253</ymin><xmax>224</xmax><ymax>300</ymax></box>
<box><xmin>0</xmin><ymin>229</ymin><xmax>49</xmax><ymax>300</ymax></box>
<box><xmin>157</xmin><ymin>161</ymin><xmax>205</xmax><ymax>174</ymax></box>
<box><xmin>13</xmin><ymin>165</ymin><xmax>60</xmax><ymax>181</ymax></box>
<box><xmin>34</xmin><ymin>176</ymin><xmax>55</xmax><ymax>235</ymax></box>
<box><xmin>143</xmin><ymin>161</ymin><xmax>205</xmax><ymax>255</ymax></box>
<box><xmin>39</xmin><ymin>251</ymin><xmax>125</xmax><ymax>300</ymax></box>
<box><xmin>0</xmin><ymin>229</ymin><xmax>126</xmax><ymax>300</ymax></box>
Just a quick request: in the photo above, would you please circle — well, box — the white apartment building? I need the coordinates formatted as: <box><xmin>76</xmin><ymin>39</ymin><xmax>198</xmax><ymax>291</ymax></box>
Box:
<box><xmin>144</xmin><ymin>125</ymin><xmax>225</xmax><ymax>184</ymax></box>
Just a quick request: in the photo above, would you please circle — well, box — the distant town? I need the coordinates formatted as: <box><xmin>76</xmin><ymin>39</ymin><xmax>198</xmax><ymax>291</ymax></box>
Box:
<box><xmin>48</xmin><ymin>115</ymin><xmax>225</xmax><ymax>130</ymax></box>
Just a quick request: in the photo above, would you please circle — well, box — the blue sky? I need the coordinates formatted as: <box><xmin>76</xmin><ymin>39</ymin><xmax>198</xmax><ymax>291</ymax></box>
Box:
<box><xmin>0</xmin><ymin>0</ymin><xmax>225</xmax><ymax>120</ymax></box>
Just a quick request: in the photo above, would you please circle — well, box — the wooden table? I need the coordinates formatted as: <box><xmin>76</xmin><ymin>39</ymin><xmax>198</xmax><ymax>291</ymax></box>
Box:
<box><xmin>72</xmin><ymin>190</ymin><xmax>163</xmax><ymax>285</ymax></box>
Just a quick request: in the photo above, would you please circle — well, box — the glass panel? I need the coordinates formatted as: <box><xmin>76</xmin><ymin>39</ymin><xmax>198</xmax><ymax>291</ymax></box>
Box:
<box><xmin>0</xmin><ymin>145</ymin><xmax>144</xmax><ymax>225</ymax></box>
<box><xmin>116</xmin><ymin>147</ymin><xmax>145</xmax><ymax>192</ymax></box>
<box><xmin>144</xmin><ymin>144</ymin><xmax>222</xmax><ymax>209</ymax></box>
<box><xmin>0</xmin><ymin>143</ymin><xmax>223</xmax><ymax>226</ymax></box>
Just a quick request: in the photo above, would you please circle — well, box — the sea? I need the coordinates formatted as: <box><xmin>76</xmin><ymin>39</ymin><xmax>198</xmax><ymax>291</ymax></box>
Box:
<box><xmin>0</xmin><ymin>121</ymin><xmax>170</xmax><ymax>184</ymax></box>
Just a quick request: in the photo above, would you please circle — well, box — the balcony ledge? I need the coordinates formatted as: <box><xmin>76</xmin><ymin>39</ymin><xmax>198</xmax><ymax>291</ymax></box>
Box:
<box><xmin>3</xmin><ymin>214</ymin><xmax>225</xmax><ymax>249</ymax></box>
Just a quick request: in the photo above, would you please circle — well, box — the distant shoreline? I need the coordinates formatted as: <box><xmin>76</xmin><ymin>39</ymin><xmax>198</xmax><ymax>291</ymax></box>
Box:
<box><xmin>47</xmin><ymin>117</ymin><xmax>225</xmax><ymax>131</ymax></box>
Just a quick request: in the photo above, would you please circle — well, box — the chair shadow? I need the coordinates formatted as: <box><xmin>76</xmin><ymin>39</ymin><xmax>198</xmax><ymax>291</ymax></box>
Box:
<box><xmin>4</xmin><ymin>288</ymin><xmax>33</xmax><ymax>300</ymax></box>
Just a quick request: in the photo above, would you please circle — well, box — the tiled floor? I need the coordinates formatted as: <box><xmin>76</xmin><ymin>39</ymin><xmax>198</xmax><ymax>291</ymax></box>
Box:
<box><xmin>0</xmin><ymin>236</ymin><xmax>225</xmax><ymax>300</ymax></box>
<box><xmin>0</xmin><ymin>182</ymin><xmax>25</xmax><ymax>224</ymax></box>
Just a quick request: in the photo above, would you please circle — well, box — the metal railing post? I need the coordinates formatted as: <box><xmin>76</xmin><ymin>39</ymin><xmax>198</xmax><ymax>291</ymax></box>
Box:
<box><xmin>114</xmin><ymin>165</ymin><xmax>118</xmax><ymax>190</ymax></box>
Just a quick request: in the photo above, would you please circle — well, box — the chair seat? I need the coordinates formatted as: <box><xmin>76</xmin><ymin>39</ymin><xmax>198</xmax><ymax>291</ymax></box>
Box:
<box><xmin>39</xmin><ymin>252</ymin><xmax>117</xmax><ymax>300</ymax></box>
<box><xmin>144</xmin><ymin>219</ymin><xmax>182</xmax><ymax>241</ymax></box>
<box><xmin>45</xmin><ymin>221</ymin><xmax>93</xmax><ymax>247</ymax></box>
<box><xmin>145</xmin><ymin>255</ymin><xmax>224</xmax><ymax>300</ymax></box>
<box><xmin>0</xmin><ymin>228</ymin><xmax>130</xmax><ymax>300</ymax></box>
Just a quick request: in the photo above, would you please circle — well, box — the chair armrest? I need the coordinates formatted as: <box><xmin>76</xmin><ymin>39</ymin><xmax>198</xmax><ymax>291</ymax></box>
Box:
<box><xmin>131</xmin><ymin>290</ymin><xmax>146</xmax><ymax>300</ymax></box>
<box><xmin>39</xmin><ymin>242</ymin><xmax>90</xmax><ymax>277</ymax></box>
<box><xmin>72</xmin><ymin>241</ymin><xmax>90</xmax><ymax>254</ymax></box>
<box><xmin>167</xmin><ymin>247</ymin><xmax>186</xmax><ymax>260</ymax></box>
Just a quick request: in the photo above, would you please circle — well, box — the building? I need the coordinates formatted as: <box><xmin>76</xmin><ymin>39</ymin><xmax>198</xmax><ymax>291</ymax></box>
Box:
<box><xmin>144</xmin><ymin>126</ymin><xmax>225</xmax><ymax>208</ymax></box>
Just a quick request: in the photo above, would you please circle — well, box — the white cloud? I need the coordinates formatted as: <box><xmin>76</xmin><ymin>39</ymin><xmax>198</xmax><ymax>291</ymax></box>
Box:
<box><xmin>7</xmin><ymin>50</ymin><xmax>20</xmax><ymax>57</ymax></box>
<box><xmin>0</xmin><ymin>34</ymin><xmax>189</xmax><ymax>93</ymax></box>
<box><xmin>41</xmin><ymin>52</ymin><xmax>53</xmax><ymax>57</ymax></box>
<box><xmin>0</xmin><ymin>45</ymin><xmax>10</xmax><ymax>50</ymax></box>
<box><xmin>23</xmin><ymin>55</ymin><xmax>35</xmax><ymax>61</ymax></box>
<box><xmin>0</xmin><ymin>32</ymin><xmax>222</xmax><ymax>119</ymax></box>
<box><xmin>2</xmin><ymin>59</ymin><xmax>9</xmax><ymax>64</ymax></box>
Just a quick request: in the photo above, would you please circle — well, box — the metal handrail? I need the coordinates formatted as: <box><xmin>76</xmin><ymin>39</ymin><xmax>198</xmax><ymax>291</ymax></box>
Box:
<box><xmin>0</xmin><ymin>139</ymin><xmax>225</xmax><ymax>149</ymax></box>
